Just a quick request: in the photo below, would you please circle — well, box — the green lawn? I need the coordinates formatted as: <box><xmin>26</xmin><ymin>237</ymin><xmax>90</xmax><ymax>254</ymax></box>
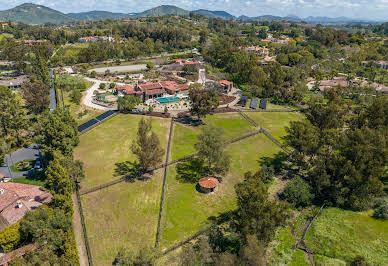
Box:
<box><xmin>81</xmin><ymin>169</ymin><xmax>163</xmax><ymax>266</ymax></box>
<box><xmin>244</xmin><ymin>112</ymin><xmax>303</xmax><ymax>142</ymax></box>
<box><xmin>62</xmin><ymin>83</ymin><xmax>102</xmax><ymax>126</ymax></box>
<box><xmin>74</xmin><ymin>114</ymin><xmax>170</xmax><ymax>189</ymax></box>
<box><xmin>10</xmin><ymin>172</ymin><xmax>46</xmax><ymax>187</ymax></box>
<box><xmin>160</xmin><ymin>134</ymin><xmax>281</xmax><ymax>248</ymax></box>
<box><xmin>306</xmin><ymin>208</ymin><xmax>388</xmax><ymax>265</ymax></box>
<box><xmin>171</xmin><ymin>113</ymin><xmax>256</xmax><ymax>160</ymax></box>
<box><xmin>10</xmin><ymin>159</ymin><xmax>35</xmax><ymax>172</ymax></box>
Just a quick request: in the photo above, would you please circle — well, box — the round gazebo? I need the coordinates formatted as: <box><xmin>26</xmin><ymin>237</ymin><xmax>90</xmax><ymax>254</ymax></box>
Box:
<box><xmin>198</xmin><ymin>177</ymin><xmax>219</xmax><ymax>193</ymax></box>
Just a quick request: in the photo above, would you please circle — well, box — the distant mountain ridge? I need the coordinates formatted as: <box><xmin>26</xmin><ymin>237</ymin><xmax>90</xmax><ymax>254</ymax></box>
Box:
<box><xmin>0</xmin><ymin>3</ymin><xmax>381</xmax><ymax>25</ymax></box>
<box><xmin>0</xmin><ymin>3</ymin><xmax>76</xmax><ymax>24</ymax></box>
<box><xmin>67</xmin><ymin>11</ymin><xmax>129</xmax><ymax>21</ymax></box>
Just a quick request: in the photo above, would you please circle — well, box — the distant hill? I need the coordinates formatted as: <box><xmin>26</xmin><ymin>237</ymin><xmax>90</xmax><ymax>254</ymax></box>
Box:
<box><xmin>0</xmin><ymin>3</ymin><xmax>76</xmax><ymax>25</ymax></box>
<box><xmin>68</xmin><ymin>11</ymin><xmax>129</xmax><ymax>21</ymax></box>
<box><xmin>0</xmin><ymin>3</ymin><xmax>380</xmax><ymax>25</ymax></box>
<box><xmin>133</xmin><ymin>5</ymin><xmax>190</xmax><ymax>17</ymax></box>
<box><xmin>194</xmin><ymin>9</ymin><xmax>235</xmax><ymax>20</ymax></box>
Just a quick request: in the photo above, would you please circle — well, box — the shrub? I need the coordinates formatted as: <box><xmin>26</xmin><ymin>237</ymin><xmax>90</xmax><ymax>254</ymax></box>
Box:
<box><xmin>0</xmin><ymin>222</ymin><xmax>21</xmax><ymax>252</ymax></box>
<box><xmin>282</xmin><ymin>177</ymin><xmax>314</xmax><ymax>207</ymax></box>
<box><xmin>373</xmin><ymin>197</ymin><xmax>388</xmax><ymax>220</ymax></box>
<box><xmin>99</xmin><ymin>83</ymin><xmax>106</xmax><ymax>90</ymax></box>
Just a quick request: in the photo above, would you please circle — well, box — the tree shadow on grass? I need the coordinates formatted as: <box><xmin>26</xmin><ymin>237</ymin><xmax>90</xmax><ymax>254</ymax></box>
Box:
<box><xmin>114</xmin><ymin>160</ymin><xmax>142</xmax><ymax>182</ymax></box>
<box><xmin>176</xmin><ymin>158</ymin><xmax>207</xmax><ymax>183</ymax></box>
<box><xmin>175</xmin><ymin>116</ymin><xmax>203</xmax><ymax>127</ymax></box>
<box><xmin>259</xmin><ymin>151</ymin><xmax>289</xmax><ymax>174</ymax></box>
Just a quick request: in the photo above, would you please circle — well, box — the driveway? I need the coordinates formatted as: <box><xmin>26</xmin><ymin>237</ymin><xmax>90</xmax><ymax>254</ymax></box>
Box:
<box><xmin>0</xmin><ymin>144</ymin><xmax>42</xmax><ymax>178</ymax></box>
<box><xmin>83</xmin><ymin>77</ymin><xmax>124</xmax><ymax>111</ymax></box>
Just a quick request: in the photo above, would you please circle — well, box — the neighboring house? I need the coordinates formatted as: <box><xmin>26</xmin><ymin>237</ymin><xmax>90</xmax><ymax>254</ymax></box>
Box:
<box><xmin>361</xmin><ymin>60</ymin><xmax>388</xmax><ymax>70</ymax></box>
<box><xmin>218</xmin><ymin>80</ymin><xmax>233</xmax><ymax>93</ymax></box>
<box><xmin>116</xmin><ymin>80</ymin><xmax>190</xmax><ymax>101</ymax></box>
<box><xmin>0</xmin><ymin>244</ymin><xmax>36</xmax><ymax>266</ymax></box>
<box><xmin>0</xmin><ymin>76</ymin><xmax>28</xmax><ymax>89</ymax></box>
<box><xmin>0</xmin><ymin>183</ymin><xmax>53</xmax><ymax>231</ymax></box>
<box><xmin>78</xmin><ymin>36</ymin><xmax>114</xmax><ymax>43</ymax></box>
<box><xmin>160</xmin><ymin>81</ymin><xmax>189</xmax><ymax>95</ymax></box>
<box><xmin>0</xmin><ymin>23</ymin><xmax>8</xmax><ymax>28</ymax></box>
<box><xmin>245</xmin><ymin>46</ymin><xmax>270</xmax><ymax>57</ymax></box>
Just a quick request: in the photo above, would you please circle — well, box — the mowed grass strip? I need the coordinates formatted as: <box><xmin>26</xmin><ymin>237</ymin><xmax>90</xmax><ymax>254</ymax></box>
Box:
<box><xmin>244</xmin><ymin>112</ymin><xmax>303</xmax><ymax>142</ymax></box>
<box><xmin>160</xmin><ymin>134</ymin><xmax>281</xmax><ymax>248</ymax></box>
<box><xmin>63</xmin><ymin>90</ymin><xmax>103</xmax><ymax>125</ymax></box>
<box><xmin>74</xmin><ymin>114</ymin><xmax>170</xmax><ymax>189</ymax></box>
<box><xmin>306</xmin><ymin>208</ymin><xmax>388</xmax><ymax>265</ymax></box>
<box><xmin>81</xmin><ymin>169</ymin><xmax>164</xmax><ymax>266</ymax></box>
<box><xmin>171</xmin><ymin>113</ymin><xmax>256</xmax><ymax>160</ymax></box>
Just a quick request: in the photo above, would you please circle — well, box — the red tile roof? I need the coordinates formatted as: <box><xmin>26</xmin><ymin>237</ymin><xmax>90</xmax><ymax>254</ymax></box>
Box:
<box><xmin>145</xmin><ymin>89</ymin><xmax>165</xmax><ymax>95</ymax></box>
<box><xmin>138</xmin><ymin>82</ymin><xmax>162</xmax><ymax>91</ymax></box>
<box><xmin>0</xmin><ymin>243</ymin><xmax>36</xmax><ymax>266</ymax></box>
<box><xmin>0</xmin><ymin>183</ymin><xmax>52</xmax><ymax>230</ymax></box>
<box><xmin>218</xmin><ymin>80</ymin><xmax>233</xmax><ymax>86</ymax></box>
<box><xmin>198</xmin><ymin>177</ymin><xmax>219</xmax><ymax>189</ymax></box>
<box><xmin>117</xmin><ymin>85</ymin><xmax>142</xmax><ymax>94</ymax></box>
<box><xmin>160</xmin><ymin>81</ymin><xmax>189</xmax><ymax>92</ymax></box>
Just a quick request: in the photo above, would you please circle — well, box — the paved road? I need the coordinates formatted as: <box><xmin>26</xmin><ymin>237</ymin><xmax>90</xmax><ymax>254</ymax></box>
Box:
<box><xmin>88</xmin><ymin>64</ymin><xmax>147</xmax><ymax>74</ymax></box>
<box><xmin>49</xmin><ymin>69</ymin><xmax>57</xmax><ymax>112</ymax></box>
<box><xmin>0</xmin><ymin>144</ymin><xmax>42</xmax><ymax>178</ymax></box>
<box><xmin>83</xmin><ymin>77</ymin><xmax>124</xmax><ymax>111</ymax></box>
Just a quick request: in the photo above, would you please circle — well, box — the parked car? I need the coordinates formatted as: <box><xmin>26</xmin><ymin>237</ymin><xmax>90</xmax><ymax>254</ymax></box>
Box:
<box><xmin>34</xmin><ymin>159</ymin><xmax>41</xmax><ymax>170</ymax></box>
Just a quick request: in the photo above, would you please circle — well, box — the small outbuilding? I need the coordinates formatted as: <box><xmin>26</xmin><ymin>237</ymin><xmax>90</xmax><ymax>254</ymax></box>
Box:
<box><xmin>198</xmin><ymin>177</ymin><xmax>219</xmax><ymax>193</ymax></box>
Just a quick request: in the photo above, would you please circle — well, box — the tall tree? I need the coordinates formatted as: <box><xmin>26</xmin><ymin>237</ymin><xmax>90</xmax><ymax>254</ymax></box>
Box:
<box><xmin>41</xmin><ymin>108</ymin><xmax>79</xmax><ymax>158</ymax></box>
<box><xmin>0</xmin><ymin>85</ymin><xmax>28</xmax><ymax>146</ymax></box>
<box><xmin>195</xmin><ymin>126</ymin><xmax>230</xmax><ymax>175</ymax></box>
<box><xmin>189</xmin><ymin>83</ymin><xmax>219</xmax><ymax>120</ymax></box>
<box><xmin>46</xmin><ymin>158</ymin><xmax>74</xmax><ymax>196</ymax></box>
<box><xmin>22</xmin><ymin>80</ymin><xmax>50</xmax><ymax>114</ymax></box>
<box><xmin>131</xmin><ymin>118</ymin><xmax>164</xmax><ymax>172</ymax></box>
<box><xmin>235</xmin><ymin>172</ymin><xmax>290</xmax><ymax>243</ymax></box>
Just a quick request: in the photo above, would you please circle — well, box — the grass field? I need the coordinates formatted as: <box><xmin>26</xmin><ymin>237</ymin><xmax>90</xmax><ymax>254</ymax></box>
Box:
<box><xmin>74</xmin><ymin>114</ymin><xmax>170</xmax><ymax>189</ymax></box>
<box><xmin>171</xmin><ymin>113</ymin><xmax>256</xmax><ymax>160</ymax></box>
<box><xmin>160</xmin><ymin>134</ymin><xmax>282</xmax><ymax>248</ymax></box>
<box><xmin>63</xmin><ymin>90</ymin><xmax>103</xmax><ymax>125</ymax></box>
<box><xmin>75</xmin><ymin>112</ymin><xmax>293</xmax><ymax>264</ymax></box>
<box><xmin>244</xmin><ymin>112</ymin><xmax>303</xmax><ymax>142</ymax></box>
<box><xmin>307</xmin><ymin>208</ymin><xmax>388</xmax><ymax>265</ymax></box>
<box><xmin>82</xmin><ymin>169</ymin><xmax>163</xmax><ymax>265</ymax></box>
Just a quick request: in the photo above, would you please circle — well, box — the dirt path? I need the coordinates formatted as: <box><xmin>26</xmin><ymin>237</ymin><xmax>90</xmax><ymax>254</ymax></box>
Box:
<box><xmin>72</xmin><ymin>194</ymin><xmax>88</xmax><ymax>266</ymax></box>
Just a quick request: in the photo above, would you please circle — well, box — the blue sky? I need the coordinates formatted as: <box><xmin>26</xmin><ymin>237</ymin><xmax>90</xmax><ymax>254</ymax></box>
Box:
<box><xmin>2</xmin><ymin>0</ymin><xmax>388</xmax><ymax>20</ymax></box>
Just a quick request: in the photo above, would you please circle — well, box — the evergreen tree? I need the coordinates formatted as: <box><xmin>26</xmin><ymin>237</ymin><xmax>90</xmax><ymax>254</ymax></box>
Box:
<box><xmin>235</xmin><ymin>172</ymin><xmax>290</xmax><ymax>243</ymax></box>
<box><xmin>195</xmin><ymin>126</ymin><xmax>230</xmax><ymax>175</ymax></box>
<box><xmin>131</xmin><ymin>118</ymin><xmax>164</xmax><ymax>172</ymax></box>
<box><xmin>0</xmin><ymin>85</ymin><xmax>28</xmax><ymax>146</ymax></box>
<box><xmin>22</xmin><ymin>80</ymin><xmax>50</xmax><ymax>114</ymax></box>
<box><xmin>46</xmin><ymin>158</ymin><xmax>74</xmax><ymax>196</ymax></box>
<box><xmin>41</xmin><ymin>108</ymin><xmax>79</xmax><ymax>158</ymax></box>
<box><xmin>189</xmin><ymin>83</ymin><xmax>219</xmax><ymax>120</ymax></box>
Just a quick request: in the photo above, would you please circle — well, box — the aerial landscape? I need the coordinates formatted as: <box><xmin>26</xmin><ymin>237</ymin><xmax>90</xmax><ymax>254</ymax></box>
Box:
<box><xmin>0</xmin><ymin>0</ymin><xmax>387</xmax><ymax>265</ymax></box>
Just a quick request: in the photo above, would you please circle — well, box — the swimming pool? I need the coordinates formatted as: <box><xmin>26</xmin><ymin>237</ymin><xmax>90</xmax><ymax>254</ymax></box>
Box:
<box><xmin>156</xmin><ymin>96</ymin><xmax>180</xmax><ymax>103</ymax></box>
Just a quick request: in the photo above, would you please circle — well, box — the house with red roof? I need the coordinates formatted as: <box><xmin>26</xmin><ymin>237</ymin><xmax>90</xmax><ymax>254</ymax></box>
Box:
<box><xmin>0</xmin><ymin>243</ymin><xmax>36</xmax><ymax>266</ymax></box>
<box><xmin>218</xmin><ymin>80</ymin><xmax>233</xmax><ymax>93</ymax></box>
<box><xmin>116</xmin><ymin>80</ymin><xmax>190</xmax><ymax>102</ymax></box>
<box><xmin>0</xmin><ymin>183</ymin><xmax>52</xmax><ymax>231</ymax></box>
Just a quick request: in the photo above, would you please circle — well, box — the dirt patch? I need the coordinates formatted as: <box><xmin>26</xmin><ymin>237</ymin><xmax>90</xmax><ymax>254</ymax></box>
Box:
<box><xmin>72</xmin><ymin>194</ymin><xmax>88</xmax><ymax>266</ymax></box>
